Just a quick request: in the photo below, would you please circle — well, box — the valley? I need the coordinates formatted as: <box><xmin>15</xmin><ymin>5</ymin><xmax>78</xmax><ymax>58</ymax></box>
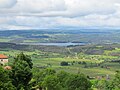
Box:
<box><xmin>0</xmin><ymin>30</ymin><xmax>120</xmax><ymax>89</ymax></box>
<box><xmin>0</xmin><ymin>42</ymin><xmax>120</xmax><ymax>79</ymax></box>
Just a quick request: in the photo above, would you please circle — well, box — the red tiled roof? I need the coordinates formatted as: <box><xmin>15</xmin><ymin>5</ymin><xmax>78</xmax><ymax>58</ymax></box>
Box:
<box><xmin>0</xmin><ymin>54</ymin><xmax>8</xmax><ymax>59</ymax></box>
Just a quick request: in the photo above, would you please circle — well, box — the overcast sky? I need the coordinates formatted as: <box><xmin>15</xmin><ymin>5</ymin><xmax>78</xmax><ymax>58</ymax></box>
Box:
<box><xmin>0</xmin><ymin>0</ymin><xmax>120</xmax><ymax>30</ymax></box>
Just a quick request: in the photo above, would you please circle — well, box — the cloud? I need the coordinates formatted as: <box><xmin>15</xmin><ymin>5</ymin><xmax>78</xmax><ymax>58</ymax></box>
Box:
<box><xmin>0</xmin><ymin>0</ymin><xmax>66</xmax><ymax>14</ymax></box>
<box><xmin>0</xmin><ymin>0</ymin><xmax>120</xmax><ymax>29</ymax></box>
<box><xmin>0</xmin><ymin>0</ymin><xmax>17</xmax><ymax>8</ymax></box>
<box><xmin>0</xmin><ymin>0</ymin><xmax>119</xmax><ymax>17</ymax></box>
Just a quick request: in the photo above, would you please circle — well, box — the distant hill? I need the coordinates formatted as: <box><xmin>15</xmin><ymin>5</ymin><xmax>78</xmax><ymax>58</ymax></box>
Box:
<box><xmin>0</xmin><ymin>42</ymin><xmax>120</xmax><ymax>55</ymax></box>
<box><xmin>0</xmin><ymin>29</ymin><xmax>120</xmax><ymax>44</ymax></box>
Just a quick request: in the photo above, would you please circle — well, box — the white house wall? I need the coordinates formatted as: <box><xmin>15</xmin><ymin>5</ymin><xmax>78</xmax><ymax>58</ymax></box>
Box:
<box><xmin>0</xmin><ymin>59</ymin><xmax>8</xmax><ymax>65</ymax></box>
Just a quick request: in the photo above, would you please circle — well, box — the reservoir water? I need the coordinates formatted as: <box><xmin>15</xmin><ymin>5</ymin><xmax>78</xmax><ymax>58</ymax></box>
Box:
<box><xmin>20</xmin><ymin>42</ymin><xmax>87</xmax><ymax>46</ymax></box>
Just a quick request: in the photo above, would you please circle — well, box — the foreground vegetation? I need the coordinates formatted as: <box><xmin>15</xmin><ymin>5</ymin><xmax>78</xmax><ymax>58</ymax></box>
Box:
<box><xmin>0</xmin><ymin>53</ymin><xmax>120</xmax><ymax>90</ymax></box>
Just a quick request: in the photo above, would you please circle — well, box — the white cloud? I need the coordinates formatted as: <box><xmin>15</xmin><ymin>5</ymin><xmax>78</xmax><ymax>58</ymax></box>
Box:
<box><xmin>0</xmin><ymin>0</ymin><xmax>66</xmax><ymax>14</ymax></box>
<box><xmin>0</xmin><ymin>0</ymin><xmax>17</xmax><ymax>8</ymax></box>
<box><xmin>0</xmin><ymin>0</ymin><xmax>119</xmax><ymax>16</ymax></box>
<box><xmin>0</xmin><ymin>0</ymin><xmax>120</xmax><ymax>29</ymax></box>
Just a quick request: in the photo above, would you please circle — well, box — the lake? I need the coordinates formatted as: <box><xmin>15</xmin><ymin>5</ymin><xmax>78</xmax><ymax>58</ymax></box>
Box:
<box><xmin>20</xmin><ymin>42</ymin><xmax>87</xmax><ymax>46</ymax></box>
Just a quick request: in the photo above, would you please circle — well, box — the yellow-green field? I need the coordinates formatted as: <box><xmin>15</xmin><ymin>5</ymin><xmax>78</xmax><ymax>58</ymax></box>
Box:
<box><xmin>0</xmin><ymin>38</ymin><xmax>12</xmax><ymax>42</ymax></box>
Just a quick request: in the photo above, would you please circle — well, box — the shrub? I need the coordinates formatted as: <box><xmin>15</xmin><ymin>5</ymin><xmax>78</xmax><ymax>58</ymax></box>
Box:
<box><xmin>60</xmin><ymin>61</ymin><xmax>69</xmax><ymax>66</ymax></box>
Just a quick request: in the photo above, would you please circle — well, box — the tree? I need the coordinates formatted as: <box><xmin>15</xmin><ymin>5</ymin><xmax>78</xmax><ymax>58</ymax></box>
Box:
<box><xmin>66</xmin><ymin>74</ymin><xmax>92</xmax><ymax>90</ymax></box>
<box><xmin>32</xmin><ymin>68</ymin><xmax>56</xmax><ymax>90</ymax></box>
<box><xmin>42</xmin><ymin>75</ymin><xmax>61</xmax><ymax>90</ymax></box>
<box><xmin>10</xmin><ymin>53</ymin><xmax>33</xmax><ymax>90</ymax></box>
<box><xmin>112</xmin><ymin>71</ymin><xmax>120</xmax><ymax>89</ymax></box>
<box><xmin>42</xmin><ymin>68</ymin><xmax>56</xmax><ymax>76</ymax></box>
<box><xmin>94</xmin><ymin>79</ymin><xmax>112</xmax><ymax>90</ymax></box>
<box><xmin>0</xmin><ymin>66</ymin><xmax>16</xmax><ymax>90</ymax></box>
<box><xmin>57</xmin><ymin>71</ymin><xmax>69</xmax><ymax>88</ymax></box>
<box><xmin>60</xmin><ymin>61</ymin><xmax>69</xmax><ymax>66</ymax></box>
<box><xmin>14</xmin><ymin>52</ymin><xmax>33</xmax><ymax>69</ymax></box>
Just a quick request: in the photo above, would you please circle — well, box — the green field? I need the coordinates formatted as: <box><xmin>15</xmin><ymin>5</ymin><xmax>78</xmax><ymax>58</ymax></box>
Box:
<box><xmin>0</xmin><ymin>46</ymin><xmax>119</xmax><ymax>79</ymax></box>
<box><xmin>0</xmin><ymin>38</ymin><xmax>12</xmax><ymax>42</ymax></box>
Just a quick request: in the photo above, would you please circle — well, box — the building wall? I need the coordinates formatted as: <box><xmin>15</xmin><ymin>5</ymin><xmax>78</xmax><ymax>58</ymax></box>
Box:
<box><xmin>0</xmin><ymin>59</ymin><xmax>8</xmax><ymax>65</ymax></box>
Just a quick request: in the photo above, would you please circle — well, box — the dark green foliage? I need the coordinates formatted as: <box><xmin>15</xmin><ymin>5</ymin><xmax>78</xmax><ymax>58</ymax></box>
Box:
<box><xmin>60</xmin><ymin>61</ymin><xmax>69</xmax><ymax>66</ymax></box>
<box><xmin>42</xmin><ymin>68</ymin><xmax>56</xmax><ymax>76</ymax></box>
<box><xmin>42</xmin><ymin>75</ymin><xmax>61</xmax><ymax>90</ymax></box>
<box><xmin>14</xmin><ymin>52</ymin><xmax>33</xmax><ymax>69</ymax></box>
<box><xmin>82</xmin><ymin>61</ymin><xmax>87</xmax><ymax>64</ymax></box>
<box><xmin>78</xmin><ymin>61</ymin><xmax>82</xmax><ymax>64</ymax></box>
<box><xmin>57</xmin><ymin>71</ymin><xmax>70</xmax><ymax>88</ymax></box>
<box><xmin>31</xmin><ymin>68</ymin><xmax>56</xmax><ymax>90</ymax></box>
<box><xmin>0</xmin><ymin>67</ymin><xmax>16</xmax><ymax>90</ymax></box>
<box><xmin>10</xmin><ymin>53</ymin><xmax>33</xmax><ymax>90</ymax></box>
<box><xmin>65</xmin><ymin>74</ymin><xmax>92</xmax><ymax>90</ymax></box>
<box><xmin>11</xmin><ymin>61</ymin><xmax>32</xmax><ymax>89</ymax></box>
<box><xmin>31</xmin><ymin>68</ymin><xmax>43</xmax><ymax>90</ymax></box>
<box><xmin>32</xmin><ymin>68</ymin><xmax>92</xmax><ymax>90</ymax></box>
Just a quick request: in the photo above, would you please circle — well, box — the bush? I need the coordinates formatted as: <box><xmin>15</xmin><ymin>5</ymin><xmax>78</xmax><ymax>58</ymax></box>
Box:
<box><xmin>60</xmin><ymin>61</ymin><xmax>69</xmax><ymax>66</ymax></box>
<box><xmin>66</xmin><ymin>74</ymin><xmax>92</xmax><ymax>90</ymax></box>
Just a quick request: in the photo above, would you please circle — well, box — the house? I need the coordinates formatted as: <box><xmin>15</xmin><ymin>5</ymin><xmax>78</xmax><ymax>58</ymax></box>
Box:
<box><xmin>0</xmin><ymin>54</ymin><xmax>8</xmax><ymax>65</ymax></box>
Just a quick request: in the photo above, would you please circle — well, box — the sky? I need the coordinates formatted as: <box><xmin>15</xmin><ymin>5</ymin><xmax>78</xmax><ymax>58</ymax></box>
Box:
<box><xmin>0</xmin><ymin>0</ymin><xmax>120</xmax><ymax>30</ymax></box>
